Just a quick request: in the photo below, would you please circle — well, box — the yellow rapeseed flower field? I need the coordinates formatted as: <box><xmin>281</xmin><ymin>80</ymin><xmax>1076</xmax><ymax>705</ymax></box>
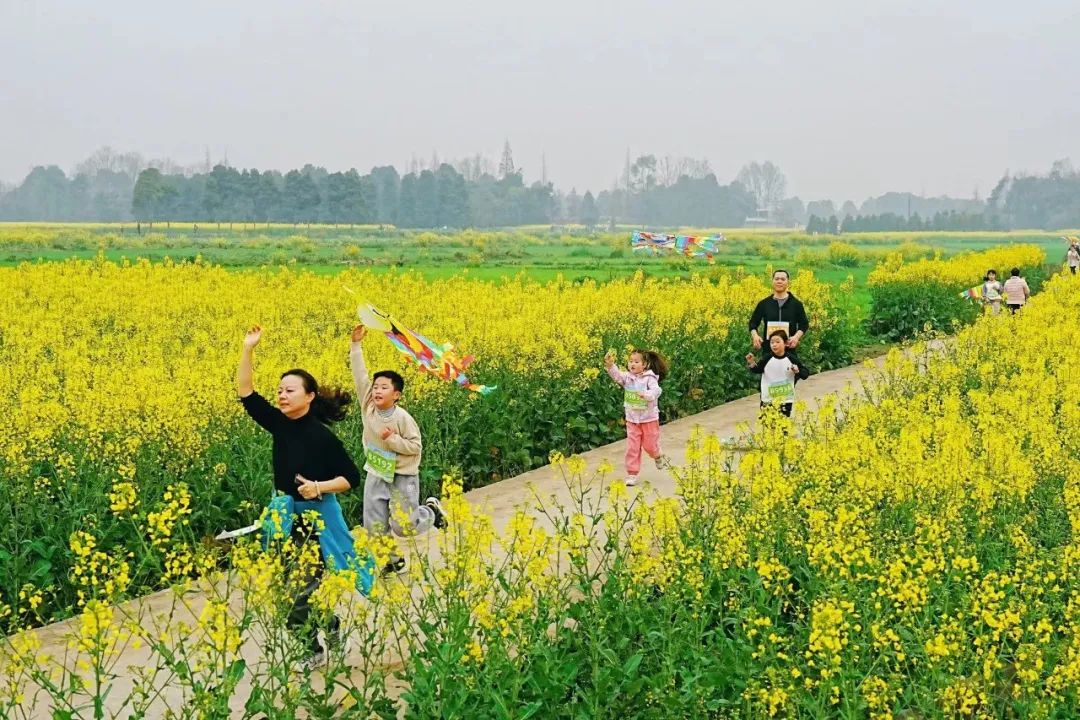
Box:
<box><xmin>869</xmin><ymin>244</ymin><xmax>1046</xmax><ymax>288</ymax></box>
<box><xmin>0</xmin><ymin>256</ymin><xmax>858</xmax><ymax>623</ymax></box>
<box><xmin>2</xmin><ymin>269</ymin><xmax>1078</xmax><ymax>718</ymax></box>
<box><xmin>868</xmin><ymin>244</ymin><xmax>1047</xmax><ymax>338</ymax></box>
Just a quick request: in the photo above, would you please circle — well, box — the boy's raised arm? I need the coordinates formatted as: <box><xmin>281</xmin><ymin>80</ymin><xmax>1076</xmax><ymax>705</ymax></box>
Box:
<box><xmin>350</xmin><ymin>325</ymin><xmax>370</xmax><ymax>402</ymax></box>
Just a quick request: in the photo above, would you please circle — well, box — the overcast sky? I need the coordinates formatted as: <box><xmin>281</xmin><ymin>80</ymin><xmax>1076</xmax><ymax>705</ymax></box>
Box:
<box><xmin>2</xmin><ymin>0</ymin><xmax>1078</xmax><ymax>202</ymax></box>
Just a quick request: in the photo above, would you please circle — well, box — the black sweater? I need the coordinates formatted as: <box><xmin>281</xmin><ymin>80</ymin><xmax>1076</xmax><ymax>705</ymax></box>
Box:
<box><xmin>748</xmin><ymin>294</ymin><xmax>809</xmax><ymax>340</ymax></box>
<box><xmin>747</xmin><ymin>349</ymin><xmax>812</xmax><ymax>382</ymax></box>
<box><xmin>240</xmin><ymin>392</ymin><xmax>362</xmax><ymax>500</ymax></box>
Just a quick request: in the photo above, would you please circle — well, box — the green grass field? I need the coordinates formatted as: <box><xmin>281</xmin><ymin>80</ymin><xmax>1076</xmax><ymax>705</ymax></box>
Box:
<box><xmin>0</xmin><ymin>224</ymin><xmax>1069</xmax><ymax>312</ymax></box>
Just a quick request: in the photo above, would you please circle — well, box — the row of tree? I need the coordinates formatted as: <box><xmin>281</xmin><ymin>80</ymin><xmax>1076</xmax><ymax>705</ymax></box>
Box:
<box><xmin>128</xmin><ymin>162</ymin><xmax>560</xmax><ymax>228</ymax></box>
<box><xmin>576</xmin><ymin>154</ymin><xmax>761</xmax><ymax>227</ymax></box>
<box><xmin>595</xmin><ymin>174</ymin><xmax>757</xmax><ymax>227</ymax></box>
<box><xmin>0</xmin><ymin>165</ymin><xmax>133</xmax><ymax>221</ymax></box>
<box><xmin>988</xmin><ymin>160</ymin><xmax>1080</xmax><ymax>230</ymax></box>
<box><xmin>806</xmin><ymin>210</ymin><xmax>1004</xmax><ymax>234</ymax></box>
<box><xmin>3</xmin><ymin>146</ymin><xmax>1080</xmax><ymax>229</ymax></box>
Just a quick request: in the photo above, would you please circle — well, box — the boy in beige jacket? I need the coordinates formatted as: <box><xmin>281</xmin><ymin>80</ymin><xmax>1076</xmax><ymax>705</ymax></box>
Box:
<box><xmin>350</xmin><ymin>325</ymin><xmax>446</xmax><ymax>576</ymax></box>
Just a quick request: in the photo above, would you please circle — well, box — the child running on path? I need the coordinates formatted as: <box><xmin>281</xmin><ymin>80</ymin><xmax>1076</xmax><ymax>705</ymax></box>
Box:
<box><xmin>746</xmin><ymin>329</ymin><xmax>811</xmax><ymax>418</ymax></box>
<box><xmin>350</xmin><ymin>325</ymin><xmax>446</xmax><ymax>577</ymax></box>
<box><xmin>237</xmin><ymin>326</ymin><xmax>371</xmax><ymax>669</ymax></box>
<box><xmin>604</xmin><ymin>348</ymin><xmax>672</xmax><ymax>487</ymax></box>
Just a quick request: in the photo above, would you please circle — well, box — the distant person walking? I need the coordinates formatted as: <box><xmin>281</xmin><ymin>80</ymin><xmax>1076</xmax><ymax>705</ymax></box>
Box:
<box><xmin>748</xmin><ymin>269</ymin><xmax>809</xmax><ymax>350</ymax></box>
<box><xmin>982</xmin><ymin>269</ymin><xmax>1003</xmax><ymax>315</ymax></box>
<box><xmin>1067</xmin><ymin>243</ymin><xmax>1080</xmax><ymax>275</ymax></box>
<box><xmin>1003</xmin><ymin>268</ymin><xmax>1030</xmax><ymax>314</ymax></box>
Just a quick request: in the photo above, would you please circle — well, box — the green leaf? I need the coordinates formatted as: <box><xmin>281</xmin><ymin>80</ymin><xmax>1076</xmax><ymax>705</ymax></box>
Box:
<box><xmin>226</xmin><ymin>658</ymin><xmax>246</xmax><ymax>685</ymax></box>
<box><xmin>519</xmin><ymin>701</ymin><xmax>545</xmax><ymax>719</ymax></box>
<box><xmin>30</xmin><ymin>558</ymin><xmax>53</xmax><ymax>581</ymax></box>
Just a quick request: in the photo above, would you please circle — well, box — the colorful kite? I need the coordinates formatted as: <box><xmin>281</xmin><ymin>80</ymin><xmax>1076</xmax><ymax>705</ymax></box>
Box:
<box><xmin>959</xmin><ymin>284</ymin><xmax>985</xmax><ymax>302</ymax></box>
<box><xmin>358</xmin><ymin>303</ymin><xmax>496</xmax><ymax>395</ymax></box>
<box><xmin>631</xmin><ymin>231</ymin><xmax>723</xmax><ymax>262</ymax></box>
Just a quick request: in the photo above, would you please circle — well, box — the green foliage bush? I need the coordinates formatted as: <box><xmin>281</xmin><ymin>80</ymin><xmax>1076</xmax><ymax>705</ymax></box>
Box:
<box><xmin>868</xmin><ymin>246</ymin><xmax>1047</xmax><ymax>340</ymax></box>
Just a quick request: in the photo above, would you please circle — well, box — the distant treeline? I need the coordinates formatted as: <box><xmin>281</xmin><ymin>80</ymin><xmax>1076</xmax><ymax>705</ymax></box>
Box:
<box><xmin>0</xmin><ymin>163</ymin><xmax>559</xmax><ymax>228</ymax></box>
<box><xmin>2</xmin><ymin>148</ymin><xmax>1079</xmax><ymax>230</ymax></box>
<box><xmin>807</xmin><ymin>210</ymin><xmax>1002</xmax><ymax>234</ymax></box>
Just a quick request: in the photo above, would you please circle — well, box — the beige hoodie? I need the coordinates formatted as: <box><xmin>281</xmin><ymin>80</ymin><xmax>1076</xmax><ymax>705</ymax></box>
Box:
<box><xmin>350</xmin><ymin>343</ymin><xmax>422</xmax><ymax>478</ymax></box>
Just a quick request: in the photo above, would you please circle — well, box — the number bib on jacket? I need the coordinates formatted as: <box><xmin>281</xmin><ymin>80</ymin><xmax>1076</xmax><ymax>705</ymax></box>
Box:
<box><xmin>767</xmin><ymin>380</ymin><xmax>795</xmax><ymax>404</ymax></box>
<box><xmin>364</xmin><ymin>444</ymin><xmax>397</xmax><ymax>482</ymax></box>
<box><xmin>624</xmin><ymin>388</ymin><xmax>649</xmax><ymax>409</ymax></box>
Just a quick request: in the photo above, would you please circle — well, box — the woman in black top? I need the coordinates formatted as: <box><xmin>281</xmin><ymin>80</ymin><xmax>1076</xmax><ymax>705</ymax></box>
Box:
<box><xmin>237</xmin><ymin>325</ymin><xmax>372</xmax><ymax>668</ymax></box>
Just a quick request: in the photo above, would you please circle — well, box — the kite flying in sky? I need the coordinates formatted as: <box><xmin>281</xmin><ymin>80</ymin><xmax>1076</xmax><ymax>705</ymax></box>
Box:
<box><xmin>959</xmin><ymin>284</ymin><xmax>985</xmax><ymax>301</ymax></box>
<box><xmin>630</xmin><ymin>231</ymin><xmax>723</xmax><ymax>262</ymax></box>
<box><xmin>357</xmin><ymin>302</ymin><xmax>496</xmax><ymax>395</ymax></box>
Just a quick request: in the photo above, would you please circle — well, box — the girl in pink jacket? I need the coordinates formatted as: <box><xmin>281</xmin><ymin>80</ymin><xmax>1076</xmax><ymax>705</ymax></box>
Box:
<box><xmin>604</xmin><ymin>348</ymin><xmax>672</xmax><ymax>486</ymax></box>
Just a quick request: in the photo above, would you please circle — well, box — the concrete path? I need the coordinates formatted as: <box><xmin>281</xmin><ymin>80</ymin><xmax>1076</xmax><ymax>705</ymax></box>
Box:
<box><xmin>11</xmin><ymin>354</ymin><xmax>884</xmax><ymax>718</ymax></box>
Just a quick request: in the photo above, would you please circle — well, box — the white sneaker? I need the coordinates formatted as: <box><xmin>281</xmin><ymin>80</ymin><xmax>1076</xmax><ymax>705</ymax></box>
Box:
<box><xmin>301</xmin><ymin>626</ymin><xmax>351</xmax><ymax>673</ymax></box>
<box><xmin>425</xmin><ymin>496</ymin><xmax>448</xmax><ymax>530</ymax></box>
<box><xmin>381</xmin><ymin>558</ymin><xmax>407</xmax><ymax>576</ymax></box>
<box><xmin>298</xmin><ymin>649</ymin><xmax>328</xmax><ymax>672</ymax></box>
<box><xmin>321</xmin><ymin>626</ymin><xmax>353</xmax><ymax>657</ymax></box>
<box><xmin>625</xmin><ymin>475</ymin><xmax>639</xmax><ymax>487</ymax></box>
<box><xmin>654</xmin><ymin>455</ymin><xmax>672</xmax><ymax>470</ymax></box>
